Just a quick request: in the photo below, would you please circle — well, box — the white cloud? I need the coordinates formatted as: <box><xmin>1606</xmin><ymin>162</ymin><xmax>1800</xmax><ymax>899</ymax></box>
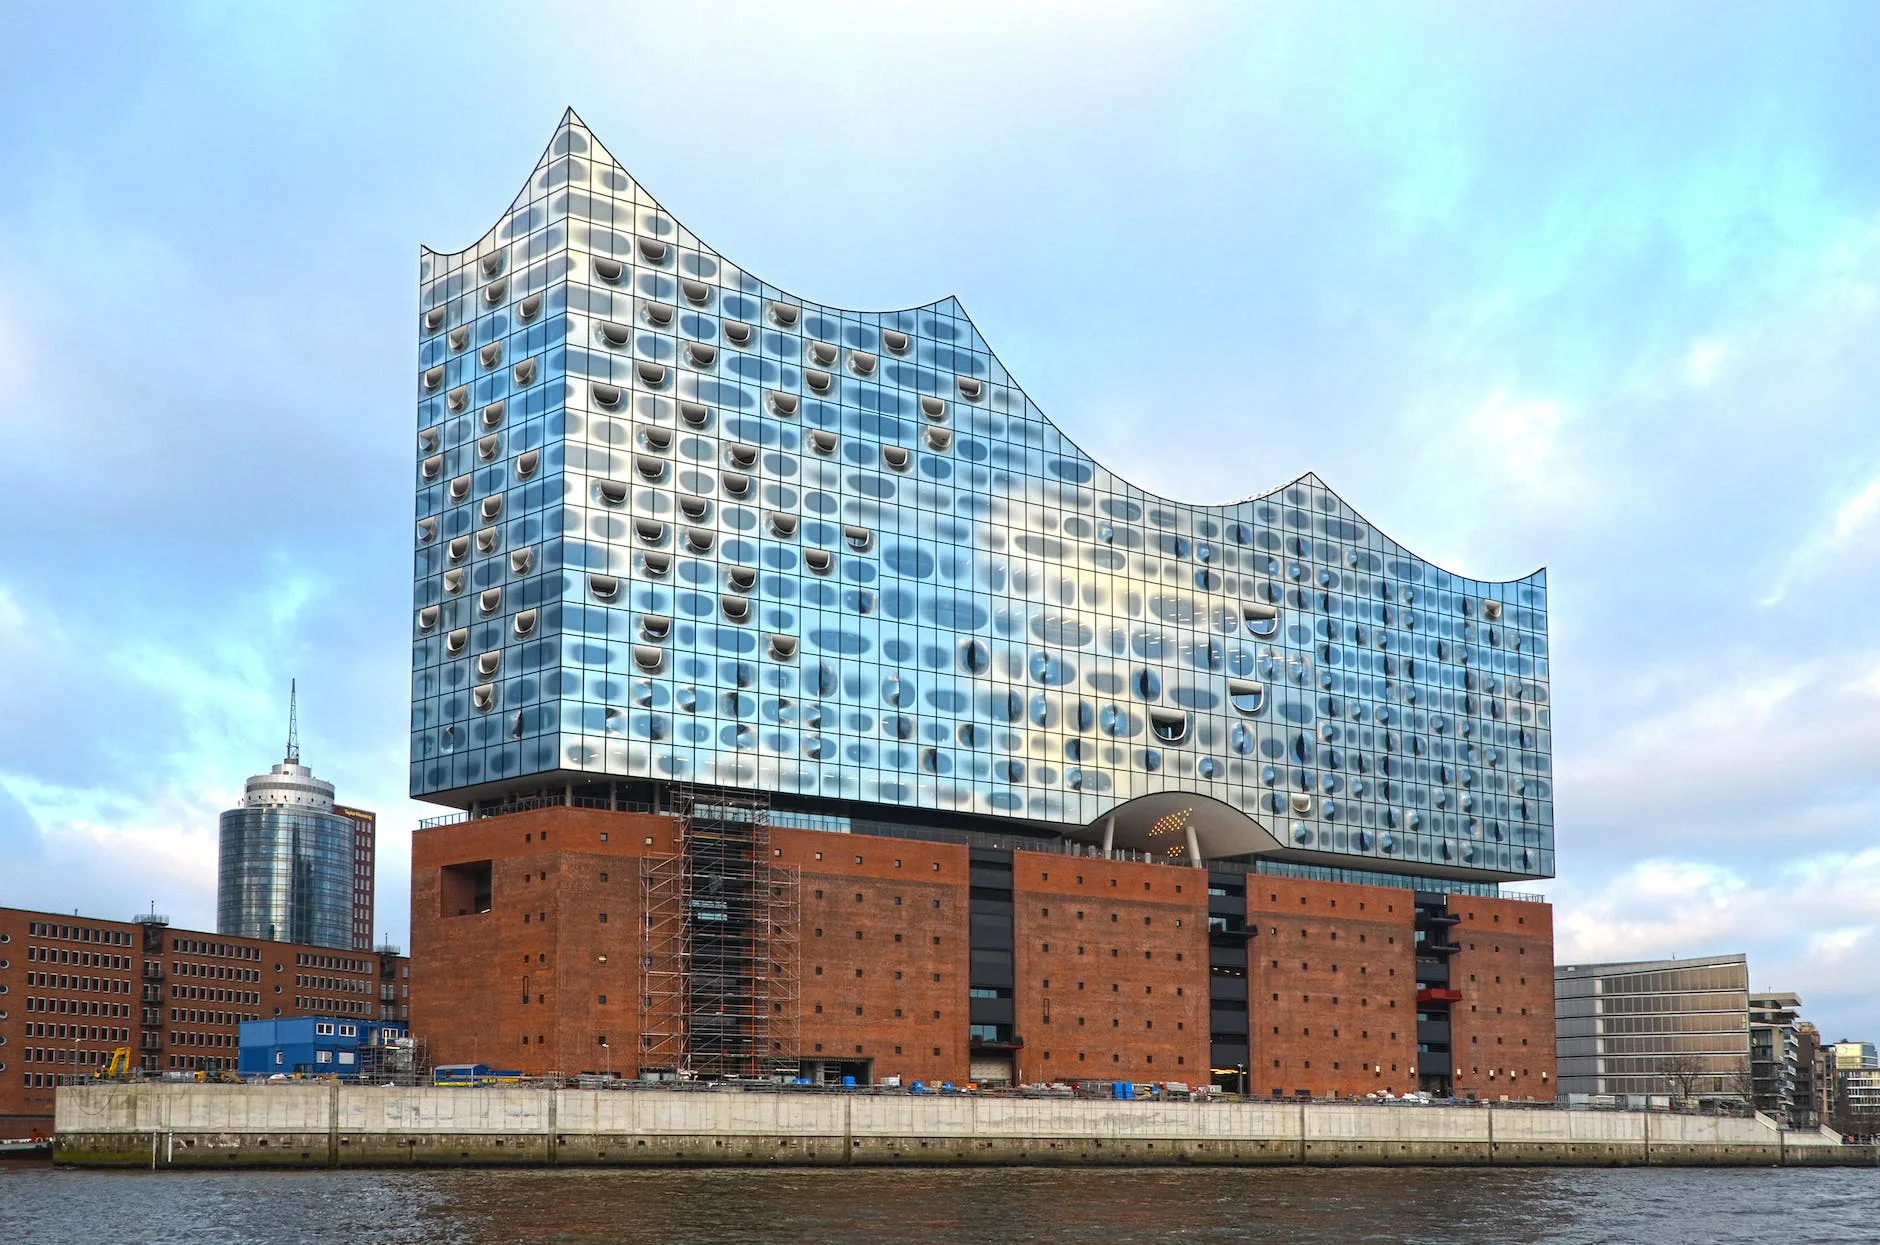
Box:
<box><xmin>1830</xmin><ymin>475</ymin><xmax>1880</xmax><ymax>547</ymax></box>
<box><xmin>0</xmin><ymin>584</ymin><xmax>26</xmax><ymax>634</ymax></box>
<box><xmin>1809</xmin><ymin>927</ymin><xmax>1872</xmax><ymax>962</ymax></box>
<box><xmin>1683</xmin><ymin>338</ymin><xmax>1728</xmax><ymax>388</ymax></box>
<box><xmin>1554</xmin><ymin>849</ymin><xmax>1880</xmax><ymax>1036</ymax></box>
<box><xmin>0</xmin><ymin>286</ymin><xmax>32</xmax><ymax>403</ymax></box>
<box><xmin>1465</xmin><ymin>389</ymin><xmax>1576</xmax><ymax>497</ymax></box>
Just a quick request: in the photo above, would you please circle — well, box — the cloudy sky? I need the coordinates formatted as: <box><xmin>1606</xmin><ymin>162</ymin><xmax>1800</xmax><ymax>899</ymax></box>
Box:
<box><xmin>5</xmin><ymin>3</ymin><xmax>1879</xmax><ymax>1039</ymax></box>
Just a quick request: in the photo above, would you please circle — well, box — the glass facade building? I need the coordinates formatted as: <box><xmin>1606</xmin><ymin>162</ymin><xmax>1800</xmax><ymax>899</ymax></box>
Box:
<box><xmin>411</xmin><ymin>112</ymin><xmax>1553</xmax><ymax>887</ymax></box>
<box><xmin>1555</xmin><ymin>954</ymin><xmax>1751</xmax><ymax>1100</ymax></box>
<box><xmin>218</xmin><ymin>760</ymin><xmax>362</xmax><ymax>951</ymax></box>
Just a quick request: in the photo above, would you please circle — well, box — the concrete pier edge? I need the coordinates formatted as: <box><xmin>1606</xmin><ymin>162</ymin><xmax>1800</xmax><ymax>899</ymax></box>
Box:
<box><xmin>53</xmin><ymin>1085</ymin><xmax>1879</xmax><ymax>1170</ymax></box>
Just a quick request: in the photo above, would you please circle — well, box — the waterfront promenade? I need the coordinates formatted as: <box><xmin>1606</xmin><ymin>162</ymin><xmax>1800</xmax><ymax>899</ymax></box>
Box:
<box><xmin>55</xmin><ymin>1085</ymin><xmax>1876</xmax><ymax>1169</ymax></box>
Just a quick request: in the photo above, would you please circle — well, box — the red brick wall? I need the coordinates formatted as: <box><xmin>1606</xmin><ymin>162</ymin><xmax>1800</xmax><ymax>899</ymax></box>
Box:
<box><xmin>408</xmin><ymin>811</ymin><xmax>1556</xmax><ymax>1098</ymax></box>
<box><xmin>1011</xmin><ymin>853</ymin><xmax>1210</xmax><ymax>1084</ymax></box>
<box><xmin>0</xmin><ymin>905</ymin><xmax>401</xmax><ymax>1131</ymax></box>
<box><xmin>412</xmin><ymin>813</ymin><xmax>977</xmax><ymax>1082</ymax></box>
<box><xmin>409</xmin><ymin>807</ymin><xmax>675</xmax><ymax>1074</ymax></box>
<box><xmin>780</xmin><ymin>830</ymin><xmax>969</xmax><ymax>1084</ymax></box>
<box><xmin>1245</xmin><ymin>878</ymin><xmax>1420</xmax><ymax>1099</ymax></box>
<box><xmin>1447</xmin><ymin>896</ymin><xmax>1557</xmax><ymax>1100</ymax></box>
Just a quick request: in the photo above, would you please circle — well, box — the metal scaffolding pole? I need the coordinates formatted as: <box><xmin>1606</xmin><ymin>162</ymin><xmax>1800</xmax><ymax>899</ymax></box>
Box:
<box><xmin>639</xmin><ymin>786</ymin><xmax>800</xmax><ymax>1080</ymax></box>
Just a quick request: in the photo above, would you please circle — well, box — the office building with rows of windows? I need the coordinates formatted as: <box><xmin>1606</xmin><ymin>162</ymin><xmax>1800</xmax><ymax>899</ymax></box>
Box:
<box><xmin>409</xmin><ymin>112</ymin><xmax>1557</xmax><ymax>1097</ymax></box>
<box><xmin>0</xmin><ymin>905</ymin><xmax>408</xmax><ymax>1136</ymax></box>
<box><xmin>1554</xmin><ymin>954</ymin><xmax>1751</xmax><ymax>1102</ymax></box>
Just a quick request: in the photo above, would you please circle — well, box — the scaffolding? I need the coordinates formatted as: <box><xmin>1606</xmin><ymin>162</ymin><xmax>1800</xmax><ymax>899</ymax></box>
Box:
<box><xmin>640</xmin><ymin>787</ymin><xmax>800</xmax><ymax>1079</ymax></box>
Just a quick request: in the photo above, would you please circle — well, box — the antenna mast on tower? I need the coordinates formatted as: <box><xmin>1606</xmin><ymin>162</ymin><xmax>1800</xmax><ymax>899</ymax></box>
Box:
<box><xmin>286</xmin><ymin>679</ymin><xmax>300</xmax><ymax>765</ymax></box>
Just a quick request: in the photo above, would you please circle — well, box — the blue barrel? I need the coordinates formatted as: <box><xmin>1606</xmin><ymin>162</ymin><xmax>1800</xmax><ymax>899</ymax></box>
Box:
<box><xmin>842</xmin><ymin>1075</ymin><xmax>857</xmax><ymax>1088</ymax></box>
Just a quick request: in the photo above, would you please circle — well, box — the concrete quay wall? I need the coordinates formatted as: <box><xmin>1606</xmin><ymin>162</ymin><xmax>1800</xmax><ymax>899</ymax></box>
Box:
<box><xmin>54</xmin><ymin>1085</ymin><xmax>1877</xmax><ymax>1169</ymax></box>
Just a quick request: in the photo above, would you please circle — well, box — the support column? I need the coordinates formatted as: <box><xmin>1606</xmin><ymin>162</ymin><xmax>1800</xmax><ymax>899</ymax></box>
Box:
<box><xmin>1185</xmin><ymin>822</ymin><xmax>1203</xmax><ymax>868</ymax></box>
<box><xmin>1101</xmin><ymin>816</ymin><xmax>1115</xmax><ymax>859</ymax></box>
<box><xmin>327</xmin><ymin>1080</ymin><xmax>340</xmax><ymax>1168</ymax></box>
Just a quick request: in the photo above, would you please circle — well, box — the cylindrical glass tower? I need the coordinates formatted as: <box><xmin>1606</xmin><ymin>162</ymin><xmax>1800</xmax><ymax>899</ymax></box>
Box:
<box><xmin>217</xmin><ymin>761</ymin><xmax>355</xmax><ymax>948</ymax></box>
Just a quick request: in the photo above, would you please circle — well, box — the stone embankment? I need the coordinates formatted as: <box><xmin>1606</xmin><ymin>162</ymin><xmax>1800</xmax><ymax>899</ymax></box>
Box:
<box><xmin>55</xmin><ymin>1085</ymin><xmax>1876</xmax><ymax>1169</ymax></box>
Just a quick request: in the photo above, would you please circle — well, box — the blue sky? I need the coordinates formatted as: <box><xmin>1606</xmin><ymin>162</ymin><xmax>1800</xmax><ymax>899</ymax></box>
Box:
<box><xmin>5</xmin><ymin>2</ymin><xmax>1880</xmax><ymax>1039</ymax></box>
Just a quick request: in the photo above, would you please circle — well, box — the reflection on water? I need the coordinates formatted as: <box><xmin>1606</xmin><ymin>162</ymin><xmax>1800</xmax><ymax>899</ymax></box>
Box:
<box><xmin>3</xmin><ymin>1164</ymin><xmax>1876</xmax><ymax>1244</ymax></box>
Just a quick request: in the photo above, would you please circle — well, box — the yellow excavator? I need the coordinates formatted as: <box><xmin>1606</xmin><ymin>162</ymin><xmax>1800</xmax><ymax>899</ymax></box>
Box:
<box><xmin>92</xmin><ymin>1048</ymin><xmax>132</xmax><ymax>1081</ymax></box>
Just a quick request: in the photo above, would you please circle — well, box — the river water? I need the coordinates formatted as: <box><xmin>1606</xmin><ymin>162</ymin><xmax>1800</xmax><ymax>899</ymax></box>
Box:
<box><xmin>2</xmin><ymin>1163</ymin><xmax>1875</xmax><ymax>1243</ymax></box>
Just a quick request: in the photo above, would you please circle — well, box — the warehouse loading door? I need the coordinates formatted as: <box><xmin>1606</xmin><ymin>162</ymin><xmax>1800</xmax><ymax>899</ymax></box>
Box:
<box><xmin>970</xmin><ymin>1056</ymin><xmax>1014</xmax><ymax>1085</ymax></box>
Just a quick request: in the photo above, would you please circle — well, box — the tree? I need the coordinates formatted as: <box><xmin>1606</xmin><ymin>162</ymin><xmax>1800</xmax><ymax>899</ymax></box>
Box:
<box><xmin>1663</xmin><ymin>1053</ymin><xmax>1703</xmax><ymax>1106</ymax></box>
<box><xmin>1724</xmin><ymin>1062</ymin><xmax>1759</xmax><ymax>1118</ymax></box>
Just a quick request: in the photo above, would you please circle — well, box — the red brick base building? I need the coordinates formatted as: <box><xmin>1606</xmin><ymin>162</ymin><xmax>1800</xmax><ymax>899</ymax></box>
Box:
<box><xmin>409</xmin><ymin>805</ymin><xmax>1555</xmax><ymax>1099</ymax></box>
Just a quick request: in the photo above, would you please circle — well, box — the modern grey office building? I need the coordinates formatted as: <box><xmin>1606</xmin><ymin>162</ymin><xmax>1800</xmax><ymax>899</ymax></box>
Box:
<box><xmin>410</xmin><ymin>111</ymin><xmax>1554</xmax><ymax>890</ymax></box>
<box><xmin>1555</xmin><ymin>954</ymin><xmax>1751</xmax><ymax>1101</ymax></box>
<box><xmin>217</xmin><ymin>691</ymin><xmax>374</xmax><ymax>950</ymax></box>
<box><xmin>1748</xmin><ymin>991</ymin><xmax>1812</xmax><ymax>1126</ymax></box>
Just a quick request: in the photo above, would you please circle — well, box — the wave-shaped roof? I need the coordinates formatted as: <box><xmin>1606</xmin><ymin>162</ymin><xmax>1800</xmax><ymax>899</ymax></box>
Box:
<box><xmin>410</xmin><ymin>109</ymin><xmax>1554</xmax><ymax>883</ymax></box>
<box><xmin>422</xmin><ymin>111</ymin><xmax>1539</xmax><ymax>587</ymax></box>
